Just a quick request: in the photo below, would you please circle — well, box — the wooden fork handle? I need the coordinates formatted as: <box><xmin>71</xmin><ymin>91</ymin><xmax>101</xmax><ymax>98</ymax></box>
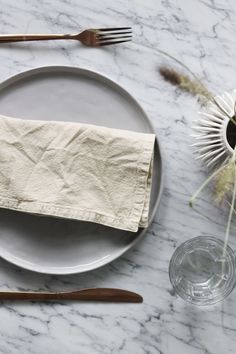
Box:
<box><xmin>0</xmin><ymin>288</ymin><xmax>143</xmax><ymax>303</ymax></box>
<box><xmin>0</xmin><ymin>34</ymin><xmax>78</xmax><ymax>43</ymax></box>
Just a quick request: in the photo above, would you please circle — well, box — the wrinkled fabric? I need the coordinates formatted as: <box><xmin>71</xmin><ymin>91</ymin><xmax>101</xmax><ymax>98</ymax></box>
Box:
<box><xmin>0</xmin><ymin>115</ymin><xmax>155</xmax><ymax>232</ymax></box>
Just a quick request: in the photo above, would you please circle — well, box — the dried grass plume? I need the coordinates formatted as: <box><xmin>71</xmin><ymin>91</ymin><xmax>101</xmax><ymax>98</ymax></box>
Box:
<box><xmin>159</xmin><ymin>66</ymin><xmax>212</xmax><ymax>104</ymax></box>
<box><xmin>214</xmin><ymin>160</ymin><xmax>235</xmax><ymax>204</ymax></box>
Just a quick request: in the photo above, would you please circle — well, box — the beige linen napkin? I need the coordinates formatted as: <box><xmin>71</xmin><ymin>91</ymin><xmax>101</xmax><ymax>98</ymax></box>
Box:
<box><xmin>0</xmin><ymin>115</ymin><xmax>155</xmax><ymax>232</ymax></box>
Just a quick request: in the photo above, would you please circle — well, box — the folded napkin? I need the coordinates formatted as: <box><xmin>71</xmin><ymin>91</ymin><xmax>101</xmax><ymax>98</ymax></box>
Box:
<box><xmin>0</xmin><ymin>115</ymin><xmax>155</xmax><ymax>232</ymax></box>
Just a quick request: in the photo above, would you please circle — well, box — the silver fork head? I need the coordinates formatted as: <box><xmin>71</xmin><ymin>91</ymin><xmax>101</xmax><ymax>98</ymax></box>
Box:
<box><xmin>95</xmin><ymin>27</ymin><xmax>132</xmax><ymax>46</ymax></box>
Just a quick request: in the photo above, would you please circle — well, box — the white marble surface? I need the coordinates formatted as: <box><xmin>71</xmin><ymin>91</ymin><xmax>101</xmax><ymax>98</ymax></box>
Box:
<box><xmin>0</xmin><ymin>0</ymin><xmax>235</xmax><ymax>353</ymax></box>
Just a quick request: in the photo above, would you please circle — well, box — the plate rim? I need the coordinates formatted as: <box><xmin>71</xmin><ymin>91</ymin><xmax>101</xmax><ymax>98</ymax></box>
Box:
<box><xmin>0</xmin><ymin>65</ymin><xmax>163</xmax><ymax>274</ymax></box>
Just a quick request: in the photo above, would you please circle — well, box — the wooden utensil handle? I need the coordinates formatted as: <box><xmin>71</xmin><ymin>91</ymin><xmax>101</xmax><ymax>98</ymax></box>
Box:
<box><xmin>0</xmin><ymin>288</ymin><xmax>143</xmax><ymax>303</ymax></box>
<box><xmin>0</xmin><ymin>34</ymin><xmax>77</xmax><ymax>43</ymax></box>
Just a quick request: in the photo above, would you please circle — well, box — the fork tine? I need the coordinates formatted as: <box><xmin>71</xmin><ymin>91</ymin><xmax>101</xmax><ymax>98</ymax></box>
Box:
<box><xmin>98</xmin><ymin>27</ymin><xmax>131</xmax><ymax>31</ymax></box>
<box><xmin>98</xmin><ymin>31</ymin><xmax>132</xmax><ymax>36</ymax></box>
<box><xmin>98</xmin><ymin>36</ymin><xmax>132</xmax><ymax>42</ymax></box>
<box><xmin>98</xmin><ymin>39</ymin><xmax>132</xmax><ymax>46</ymax></box>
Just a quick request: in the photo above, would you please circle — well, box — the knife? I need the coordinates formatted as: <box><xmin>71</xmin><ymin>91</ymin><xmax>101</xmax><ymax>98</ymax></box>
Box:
<box><xmin>0</xmin><ymin>288</ymin><xmax>143</xmax><ymax>303</ymax></box>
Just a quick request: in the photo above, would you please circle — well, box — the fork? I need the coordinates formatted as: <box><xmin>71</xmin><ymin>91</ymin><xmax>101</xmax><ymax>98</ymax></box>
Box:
<box><xmin>0</xmin><ymin>27</ymin><xmax>132</xmax><ymax>47</ymax></box>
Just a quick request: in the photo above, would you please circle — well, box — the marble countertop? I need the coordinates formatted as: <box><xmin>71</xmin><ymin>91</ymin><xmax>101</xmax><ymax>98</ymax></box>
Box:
<box><xmin>0</xmin><ymin>0</ymin><xmax>236</xmax><ymax>353</ymax></box>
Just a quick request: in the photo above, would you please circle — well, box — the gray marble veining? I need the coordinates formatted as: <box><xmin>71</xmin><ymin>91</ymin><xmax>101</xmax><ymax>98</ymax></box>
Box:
<box><xmin>0</xmin><ymin>0</ymin><xmax>235</xmax><ymax>353</ymax></box>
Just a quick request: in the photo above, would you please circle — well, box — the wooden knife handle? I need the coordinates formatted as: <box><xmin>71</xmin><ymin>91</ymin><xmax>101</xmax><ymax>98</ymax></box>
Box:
<box><xmin>0</xmin><ymin>288</ymin><xmax>143</xmax><ymax>303</ymax></box>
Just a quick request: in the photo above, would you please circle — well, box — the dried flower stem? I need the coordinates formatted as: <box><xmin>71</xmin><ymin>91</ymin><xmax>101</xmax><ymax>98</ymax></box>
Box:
<box><xmin>189</xmin><ymin>163</ymin><xmax>228</xmax><ymax>207</ymax></box>
<box><xmin>214</xmin><ymin>158</ymin><xmax>235</xmax><ymax>203</ymax></box>
<box><xmin>190</xmin><ymin>148</ymin><xmax>236</xmax><ymax>207</ymax></box>
<box><xmin>223</xmin><ymin>175</ymin><xmax>236</xmax><ymax>260</ymax></box>
<box><xmin>223</xmin><ymin>149</ymin><xmax>236</xmax><ymax>260</ymax></box>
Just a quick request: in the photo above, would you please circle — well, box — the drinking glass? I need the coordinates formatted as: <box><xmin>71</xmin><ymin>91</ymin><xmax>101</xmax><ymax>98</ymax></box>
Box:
<box><xmin>169</xmin><ymin>236</ymin><xmax>236</xmax><ymax>305</ymax></box>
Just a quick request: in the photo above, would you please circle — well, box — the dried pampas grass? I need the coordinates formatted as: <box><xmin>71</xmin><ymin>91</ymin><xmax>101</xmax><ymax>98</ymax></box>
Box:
<box><xmin>214</xmin><ymin>161</ymin><xmax>235</xmax><ymax>204</ymax></box>
<box><xmin>159</xmin><ymin>66</ymin><xmax>212</xmax><ymax>104</ymax></box>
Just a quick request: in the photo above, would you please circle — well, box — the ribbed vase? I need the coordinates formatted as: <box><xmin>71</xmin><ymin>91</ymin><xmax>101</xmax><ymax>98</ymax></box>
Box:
<box><xmin>192</xmin><ymin>90</ymin><xmax>236</xmax><ymax>169</ymax></box>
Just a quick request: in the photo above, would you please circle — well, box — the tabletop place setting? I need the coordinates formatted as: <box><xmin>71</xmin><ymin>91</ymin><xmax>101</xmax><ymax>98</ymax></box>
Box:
<box><xmin>0</xmin><ymin>26</ymin><xmax>162</xmax><ymax>303</ymax></box>
<box><xmin>0</xmin><ymin>1</ymin><xmax>236</xmax><ymax>353</ymax></box>
<box><xmin>0</xmin><ymin>26</ymin><xmax>235</xmax><ymax>307</ymax></box>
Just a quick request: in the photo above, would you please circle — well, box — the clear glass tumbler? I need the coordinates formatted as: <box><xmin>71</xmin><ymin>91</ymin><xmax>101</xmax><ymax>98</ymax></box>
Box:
<box><xmin>169</xmin><ymin>236</ymin><xmax>236</xmax><ymax>305</ymax></box>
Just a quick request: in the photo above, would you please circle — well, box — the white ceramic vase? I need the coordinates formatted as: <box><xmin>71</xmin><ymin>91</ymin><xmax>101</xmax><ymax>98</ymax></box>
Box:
<box><xmin>192</xmin><ymin>90</ymin><xmax>236</xmax><ymax>169</ymax></box>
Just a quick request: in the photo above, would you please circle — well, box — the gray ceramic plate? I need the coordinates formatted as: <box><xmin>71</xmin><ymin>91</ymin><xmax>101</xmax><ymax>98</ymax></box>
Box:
<box><xmin>0</xmin><ymin>66</ymin><xmax>163</xmax><ymax>274</ymax></box>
